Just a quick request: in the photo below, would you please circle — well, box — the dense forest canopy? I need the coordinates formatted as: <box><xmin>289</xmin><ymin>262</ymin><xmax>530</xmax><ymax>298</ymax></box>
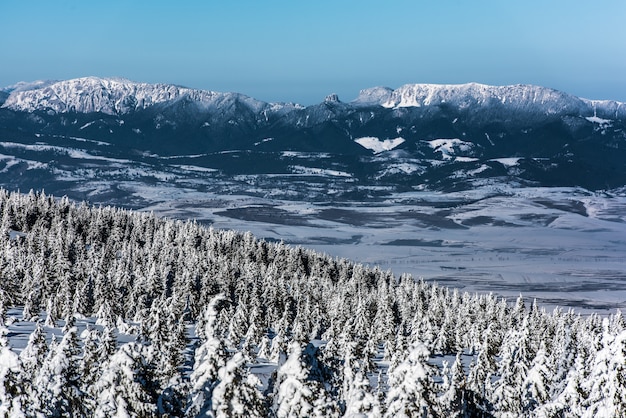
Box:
<box><xmin>0</xmin><ymin>189</ymin><xmax>624</xmax><ymax>417</ymax></box>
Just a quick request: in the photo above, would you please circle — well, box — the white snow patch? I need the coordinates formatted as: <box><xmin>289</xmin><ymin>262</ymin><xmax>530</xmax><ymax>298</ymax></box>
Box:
<box><xmin>491</xmin><ymin>158</ymin><xmax>521</xmax><ymax>167</ymax></box>
<box><xmin>0</xmin><ymin>142</ymin><xmax>132</xmax><ymax>164</ymax></box>
<box><xmin>174</xmin><ymin>165</ymin><xmax>217</xmax><ymax>173</ymax></box>
<box><xmin>385</xmin><ymin>163</ymin><xmax>422</xmax><ymax>175</ymax></box>
<box><xmin>585</xmin><ymin>116</ymin><xmax>612</xmax><ymax>125</ymax></box>
<box><xmin>254</xmin><ymin>138</ymin><xmax>274</xmax><ymax>146</ymax></box>
<box><xmin>355</xmin><ymin>137</ymin><xmax>405</xmax><ymax>154</ymax></box>
<box><xmin>79</xmin><ymin>121</ymin><xmax>96</xmax><ymax>130</ymax></box>
<box><xmin>289</xmin><ymin>166</ymin><xmax>352</xmax><ymax>178</ymax></box>
<box><xmin>0</xmin><ymin>155</ymin><xmax>22</xmax><ymax>173</ymax></box>
<box><xmin>70</xmin><ymin>137</ymin><xmax>111</xmax><ymax>146</ymax></box>
<box><xmin>467</xmin><ymin>164</ymin><xmax>490</xmax><ymax>176</ymax></box>
<box><xmin>455</xmin><ymin>157</ymin><xmax>479</xmax><ymax>163</ymax></box>
<box><xmin>426</xmin><ymin>138</ymin><xmax>474</xmax><ymax>160</ymax></box>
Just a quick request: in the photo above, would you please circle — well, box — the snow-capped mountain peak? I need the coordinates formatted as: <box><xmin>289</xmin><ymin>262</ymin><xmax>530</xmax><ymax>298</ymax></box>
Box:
<box><xmin>374</xmin><ymin>82</ymin><xmax>587</xmax><ymax>114</ymax></box>
<box><xmin>3</xmin><ymin>77</ymin><xmax>626</xmax><ymax>123</ymax></box>
<box><xmin>0</xmin><ymin>79</ymin><xmax>59</xmax><ymax>94</ymax></box>
<box><xmin>1</xmin><ymin>76</ymin><xmax>274</xmax><ymax>115</ymax></box>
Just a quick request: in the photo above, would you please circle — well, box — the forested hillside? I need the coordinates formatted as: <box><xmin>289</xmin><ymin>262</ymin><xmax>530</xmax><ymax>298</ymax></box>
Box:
<box><xmin>0</xmin><ymin>190</ymin><xmax>624</xmax><ymax>417</ymax></box>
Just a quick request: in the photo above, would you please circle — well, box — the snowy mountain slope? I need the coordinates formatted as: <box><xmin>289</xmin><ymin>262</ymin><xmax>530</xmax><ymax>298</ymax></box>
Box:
<box><xmin>2</xmin><ymin>191</ymin><xmax>624</xmax><ymax>416</ymax></box>
<box><xmin>1</xmin><ymin>76</ymin><xmax>293</xmax><ymax>116</ymax></box>
<box><xmin>352</xmin><ymin>83</ymin><xmax>626</xmax><ymax>120</ymax></box>
<box><xmin>376</xmin><ymin>83</ymin><xmax>584</xmax><ymax>112</ymax></box>
<box><xmin>1</xmin><ymin>77</ymin><xmax>626</xmax><ymax>192</ymax></box>
<box><xmin>4</xmin><ymin>77</ymin><xmax>625</xmax><ymax>120</ymax></box>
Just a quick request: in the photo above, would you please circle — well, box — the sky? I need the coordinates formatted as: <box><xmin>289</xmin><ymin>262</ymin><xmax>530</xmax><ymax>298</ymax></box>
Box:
<box><xmin>1</xmin><ymin>1</ymin><xmax>626</xmax><ymax>105</ymax></box>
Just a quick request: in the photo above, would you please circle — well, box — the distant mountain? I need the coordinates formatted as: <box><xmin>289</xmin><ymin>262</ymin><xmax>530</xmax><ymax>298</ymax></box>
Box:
<box><xmin>2</xmin><ymin>76</ymin><xmax>280</xmax><ymax>114</ymax></box>
<box><xmin>0</xmin><ymin>77</ymin><xmax>625</xmax><ymax>204</ymax></box>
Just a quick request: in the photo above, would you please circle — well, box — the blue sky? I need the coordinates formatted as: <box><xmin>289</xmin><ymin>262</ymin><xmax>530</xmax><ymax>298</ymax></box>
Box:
<box><xmin>2</xmin><ymin>1</ymin><xmax>625</xmax><ymax>104</ymax></box>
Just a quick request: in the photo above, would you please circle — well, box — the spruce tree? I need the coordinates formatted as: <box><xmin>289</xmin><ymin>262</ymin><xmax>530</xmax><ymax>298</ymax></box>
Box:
<box><xmin>491</xmin><ymin>320</ymin><xmax>533</xmax><ymax>416</ymax></box>
<box><xmin>342</xmin><ymin>342</ymin><xmax>381</xmax><ymax>417</ymax></box>
<box><xmin>211</xmin><ymin>352</ymin><xmax>268</xmax><ymax>418</ymax></box>
<box><xmin>522</xmin><ymin>341</ymin><xmax>551</xmax><ymax>413</ymax></box>
<box><xmin>186</xmin><ymin>295</ymin><xmax>229</xmax><ymax>417</ymax></box>
<box><xmin>19</xmin><ymin>321</ymin><xmax>48</xmax><ymax>383</ymax></box>
<box><xmin>437</xmin><ymin>352</ymin><xmax>468</xmax><ymax>417</ymax></box>
<box><xmin>33</xmin><ymin>326</ymin><xmax>85</xmax><ymax>417</ymax></box>
<box><xmin>93</xmin><ymin>342</ymin><xmax>158</xmax><ymax>418</ymax></box>
<box><xmin>384</xmin><ymin>341</ymin><xmax>436</xmax><ymax>418</ymax></box>
<box><xmin>271</xmin><ymin>342</ymin><xmax>340</xmax><ymax>418</ymax></box>
<box><xmin>79</xmin><ymin>325</ymin><xmax>107</xmax><ymax>410</ymax></box>
<box><xmin>581</xmin><ymin>321</ymin><xmax>626</xmax><ymax>417</ymax></box>
<box><xmin>0</xmin><ymin>326</ymin><xmax>27</xmax><ymax>417</ymax></box>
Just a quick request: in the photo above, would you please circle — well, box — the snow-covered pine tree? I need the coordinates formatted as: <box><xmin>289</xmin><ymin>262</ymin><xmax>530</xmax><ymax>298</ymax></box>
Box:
<box><xmin>0</xmin><ymin>325</ymin><xmax>27</xmax><ymax>417</ymax></box>
<box><xmin>269</xmin><ymin>326</ymin><xmax>288</xmax><ymax>365</ymax></box>
<box><xmin>437</xmin><ymin>352</ymin><xmax>468</xmax><ymax>417</ymax></box>
<box><xmin>44</xmin><ymin>298</ymin><xmax>57</xmax><ymax>328</ymax></box>
<box><xmin>33</xmin><ymin>325</ymin><xmax>85</xmax><ymax>417</ymax></box>
<box><xmin>94</xmin><ymin>299</ymin><xmax>115</xmax><ymax>329</ymax></box>
<box><xmin>227</xmin><ymin>300</ymin><xmax>249</xmax><ymax>349</ymax></box>
<box><xmin>93</xmin><ymin>342</ymin><xmax>158</xmax><ymax>418</ymax></box>
<box><xmin>533</xmin><ymin>352</ymin><xmax>587</xmax><ymax>417</ymax></box>
<box><xmin>186</xmin><ymin>294</ymin><xmax>229</xmax><ymax>417</ymax></box>
<box><xmin>384</xmin><ymin>340</ymin><xmax>436</xmax><ymax>418</ymax></box>
<box><xmin>19</xmin><ymin>321</ymin><xmax>48</xmax><ymax>383</ymax></box>
<box><xmin>156</xmin><ymin>312</ymin><xmax>190</xmax><ymax>416</ymax></box>
<box><xmin>490</xmin><ymin>322</ymin><xmax>532</xmax><ymax>417</ymax></box>
<box><xmin>78</xmin><ymin>325</ymin><xmax>103</xmax><ymax>411</ymax></box>
<box><xmin>547</xmin><ymin>311</ymin><xmax>577</xmax><ymax>398</ymax></box>
<box><xmin>466</xmin><ymin>344</ymin><xmax>496</xmax><ymax>416</ymax></box>
<box><xmin>257</xmin><ymin>335</ymin><xmax>272</xmax><ymax>361</ymax></box>
<box><xmin>241</xmin><ymin>326</ymin><xmax>259</xmax><ymax>363</ymax></box>
<box><xmin>341</xmin><ymin>342</ymin><xmax>381</xmax><ymax>417</ymax></box>
<box><xmin>522</xmin><ymin>341</ymin><xmax>551</xmax><ymax>413</ymax></box>
<box><xmin>210</xmin><ymin>352</ymin><xmax>267</xmax><ymax>417</ymax></box>
<box><xmin>581</xmin><ymin>320</ymin><xmax>626</xmax><ymax>417</ymax></box>
<box><xmin>271</xmin><ymin>342</ymin><xmax>340</xmax><ymax>418</ymax></box>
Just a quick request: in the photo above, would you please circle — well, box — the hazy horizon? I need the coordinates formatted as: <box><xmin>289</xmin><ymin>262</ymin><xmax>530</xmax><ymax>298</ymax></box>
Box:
<box><xmin>2</xmin><ymin>1</ymin><xmax>625</xmax><ymax>105</ymax></box>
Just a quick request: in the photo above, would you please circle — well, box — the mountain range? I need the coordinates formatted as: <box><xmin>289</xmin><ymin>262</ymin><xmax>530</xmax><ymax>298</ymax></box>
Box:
<box><xmin>0</xmin><ymin>77</ymin><xmax>625</xmax><ymax>205</ymax></box>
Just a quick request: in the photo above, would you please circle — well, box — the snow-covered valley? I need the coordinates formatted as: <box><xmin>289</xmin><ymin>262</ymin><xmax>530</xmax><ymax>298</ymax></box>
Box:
<box><xmin>141</xmin><ymin>186</ymin><xmax>626</xmax><ymax>314</ymax></box>
<box><xmin>1</xmin><ymin>77</ymin><xmax>626</xmax><ymax>415</ymax></box>
<box><xmin>0</xmin><ymin>131</ymin><xmax>624</xmax><ymax>313</ymax></box>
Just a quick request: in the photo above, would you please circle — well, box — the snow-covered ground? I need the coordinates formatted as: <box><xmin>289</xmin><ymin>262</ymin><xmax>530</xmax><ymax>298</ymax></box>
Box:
<box><xmin>139</xmin><ymin>186</ymin><xmax>626</xmax><ymax>314</ymax></box>
<box><xmin>1</xmin><ymin>134</ymin><xmax>624</xmax><ymax>313</ymax></box>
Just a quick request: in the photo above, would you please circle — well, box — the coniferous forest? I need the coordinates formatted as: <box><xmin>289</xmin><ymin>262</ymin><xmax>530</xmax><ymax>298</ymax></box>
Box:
<box><xmin>0</xmin><ymin>189</ymin><xmax>624</xmax><ymax>417</ymax></box>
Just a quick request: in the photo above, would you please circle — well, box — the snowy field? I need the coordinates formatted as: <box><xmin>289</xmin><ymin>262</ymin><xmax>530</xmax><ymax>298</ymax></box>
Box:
<box><xmin>1</xmin><ymin>134</ymin><xmax>625</xmax><ymax>313</ymax></box>
<box><xmin>138</xmin><ymin>185</ymin><xmax>626</xmax><ymax>314</ymax></box>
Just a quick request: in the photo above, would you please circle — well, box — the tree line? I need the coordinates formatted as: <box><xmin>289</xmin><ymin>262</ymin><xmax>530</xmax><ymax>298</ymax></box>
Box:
<box><xmin>0</xmin><ymin>189</ymin><xmax>624</xmax><ymax>417</ymax></box>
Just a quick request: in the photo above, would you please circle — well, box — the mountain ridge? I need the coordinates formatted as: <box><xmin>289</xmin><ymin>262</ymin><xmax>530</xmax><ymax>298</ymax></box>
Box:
<box><xmin>3</xmin><ymin>76</ymin><xmax>625</xmax><ymax>119</ymax></box>
<box><xmin>1</xmin><ymin>76</ymin><xmax>626</xmax><ymax>197</ymax></box>
<box><xmin>1</xmin><ymin>76</ymin><xmax>293</xmax><ymax>116</ymax></box>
